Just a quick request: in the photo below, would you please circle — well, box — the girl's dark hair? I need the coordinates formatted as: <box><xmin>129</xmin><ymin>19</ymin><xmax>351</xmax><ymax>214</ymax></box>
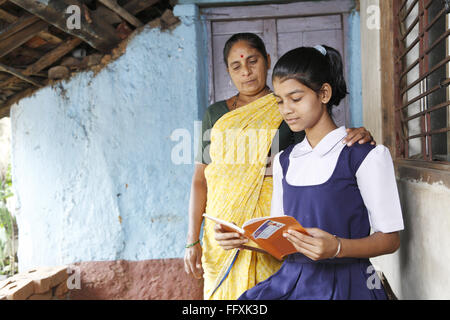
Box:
<box><xmin>223</xmin><ymin>33</ymin><xmax>269</xmax><ymax>66</ymax></box>
<box><xmin>272</xmin><ymin>45</ymin><xmax>348</xmax><ymax>113</ymax></box>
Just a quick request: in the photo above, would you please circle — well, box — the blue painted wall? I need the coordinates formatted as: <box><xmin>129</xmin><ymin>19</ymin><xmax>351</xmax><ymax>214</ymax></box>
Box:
<box><xmin>347</xmin><ymin>10</ymin><xmax>363</xmax><ymax>127</ymax></box>
<box><xmin>11</xmin><ymin>1</ymin><xmax>362</xmax><ymax>272</ymax></box>
<box><xmin>12</xmin><ymin>6</ymin><xmax>207</xmax><ymax>271</ymax></box>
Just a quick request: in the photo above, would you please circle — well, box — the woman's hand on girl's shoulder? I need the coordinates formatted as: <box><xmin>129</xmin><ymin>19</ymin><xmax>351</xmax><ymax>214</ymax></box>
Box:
<box><xmin>344</xmin><ymin>127</ymin><xmax>376</xmax><ymax>146</ymax></box>
<box><xmin>214</xmin><ymin>223</ymin><xmax>248</xmax><ymax>250</ymax></box>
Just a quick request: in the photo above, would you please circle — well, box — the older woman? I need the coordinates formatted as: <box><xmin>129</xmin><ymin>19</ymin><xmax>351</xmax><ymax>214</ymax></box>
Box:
<box><xmin>184</xmin><ymin>33</ymin><xmax>374</xmax><ymax>300</ymax></box>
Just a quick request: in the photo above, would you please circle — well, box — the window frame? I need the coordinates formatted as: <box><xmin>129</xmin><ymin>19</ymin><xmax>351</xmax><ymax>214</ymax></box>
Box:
<box><xmin>394</xmin><ymin>0</ymin><xmax>450</xmax><ymax>163</ymax></box>
<box><xmin>381</xmin><ymin>0</ymin><xmax>450</xmax><ymax>187</ymax></box>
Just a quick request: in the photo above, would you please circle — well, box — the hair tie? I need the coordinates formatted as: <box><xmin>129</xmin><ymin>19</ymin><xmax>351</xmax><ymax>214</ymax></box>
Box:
<box><xmin>314</xmin><ymin>45</ymin><xmax>327</xmax><ymax>56</ymax></box>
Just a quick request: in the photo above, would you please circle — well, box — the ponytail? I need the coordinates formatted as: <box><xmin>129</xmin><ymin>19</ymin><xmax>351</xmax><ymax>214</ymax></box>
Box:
<box><xmin>322</xmin><ymin>45</ymin><xmax>348</xmax><ymax>109</ymax></box>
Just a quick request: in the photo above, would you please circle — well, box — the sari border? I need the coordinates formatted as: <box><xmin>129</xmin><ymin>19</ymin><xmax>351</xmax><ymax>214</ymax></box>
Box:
<box><xmin>206</xmin><ymin>249</ymin><xmax>240</xmax><ymax>300</ymax></box>
<box><xmin>214</xmin><ymin>93</ymin><xmax>276</xmax><ymax>127</ymax></box>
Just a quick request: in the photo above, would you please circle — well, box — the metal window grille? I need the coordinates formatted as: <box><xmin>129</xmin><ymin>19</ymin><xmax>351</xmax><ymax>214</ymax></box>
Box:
<box><xmin>394</xmin><ymin>0</ymin><xmax>450</xmax><ymax>163</ymax></box>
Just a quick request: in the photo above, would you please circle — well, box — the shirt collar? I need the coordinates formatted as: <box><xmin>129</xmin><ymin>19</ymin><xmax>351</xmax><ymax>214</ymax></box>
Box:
<box><xmin>291</xmin><ymin>126</ymin><xmax>348</xmax><ymax>158</ymax></box>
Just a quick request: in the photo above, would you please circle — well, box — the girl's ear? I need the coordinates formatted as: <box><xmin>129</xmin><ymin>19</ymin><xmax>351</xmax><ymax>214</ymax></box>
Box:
<box><xmin>320</xmin><ymin>83</ymin><xmax>332</xmax><ymax>105</ymax></box>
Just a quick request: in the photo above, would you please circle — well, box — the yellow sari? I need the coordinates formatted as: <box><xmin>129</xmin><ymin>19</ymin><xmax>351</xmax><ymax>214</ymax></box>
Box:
<box><xmin>202</xmin><ymin>93</ymin><xmax>283</xmax><ymax>300</ymax></box>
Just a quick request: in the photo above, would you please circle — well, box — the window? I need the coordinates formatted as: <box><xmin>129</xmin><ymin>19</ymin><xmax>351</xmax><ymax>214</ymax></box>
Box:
<box><xmin>394</xmin><ymin>0</ymin><xmax>450</xmax><ymax>163</ymax></box>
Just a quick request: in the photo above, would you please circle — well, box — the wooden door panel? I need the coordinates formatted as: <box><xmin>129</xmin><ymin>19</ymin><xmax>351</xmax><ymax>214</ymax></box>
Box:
<box><xmin>277</xmin><ymin>32</ymin><xmax>303</xmax><ymax>61</ymax></box>
<box><xmin>212</xmin><ymin>20</ymin><xmax>264</xmax><ymax>35</ymax></box>
<box><xmin>302</xmin><ymin>29</ymin><xmax>343</xmax><ymax>51</ymax></box>
<box><xmin>209</xmin><ymin>11</ymin><xmax>349</xmax><ymax>126</ymax></box>
<box><xmin>277</xmin><ymin>15</ymin><xmax>341</xmax><ymax>33</ymax></box>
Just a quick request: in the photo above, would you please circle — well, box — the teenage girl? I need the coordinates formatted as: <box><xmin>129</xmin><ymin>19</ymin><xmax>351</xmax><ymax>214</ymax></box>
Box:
<box><xmin>236</xmin><ymin>45</ymin><xmax>404</xmax><ymax>300</ymax></box>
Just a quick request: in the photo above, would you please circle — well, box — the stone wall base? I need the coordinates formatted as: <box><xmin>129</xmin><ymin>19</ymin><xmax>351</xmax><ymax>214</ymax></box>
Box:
<box><xmin>68</xmin><ymin>258</ymin><xmax>203</xmax><ymax>300</ymax></box>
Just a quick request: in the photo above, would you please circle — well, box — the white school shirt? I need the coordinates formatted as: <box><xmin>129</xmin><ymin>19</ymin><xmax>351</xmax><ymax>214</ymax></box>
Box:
<box><xmin>270</xmin><ymin>126</ymin><xmax>404</xmax><ymax>233</ymax></box>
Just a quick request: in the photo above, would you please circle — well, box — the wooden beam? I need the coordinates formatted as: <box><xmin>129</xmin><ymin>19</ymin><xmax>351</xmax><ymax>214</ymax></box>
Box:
<box><xmin>201</xmin><ymin>0</ymin><xmax>355</xmax><ymax>21</ymax></box>
<box><xmin>0</xmin><ymin>8</ymin><xmax>62</xmax><ymax>45</ymax></box>
<box><xmin>91</xmin><ymin>5</ymin><xmax>121</xmax><ymax>25</ymax></box>
<box><xmin>0</xmin><ymin>19</ymin><xmax>48</xmax><ymax>57</ymax></box>
<box><xmin>380</xmin><ymin>0</ymin><xmax>396</xmax><ymax>152</ymax></box>
<box><xmin>0</xmin><ymin>0</ymin><xmax>8</xmax><ymax>6</ymax></box>
<box><xmin>0</xmin><ymin>37</ymin><xmax>82</xmax><ymax>89</ymax></box>
<box><xmin>23</xmin><ymin>37</ymin><xmax>82</xmax><ymax>76</ymax></box>
<box><xmin>0</xmin><ymin>61</ymin><xmax>42</xmax><ymax>87</ymax></box>
<box><xmin>0</xmin><ymin>104</ymin><xmax>10</xmax><ymax>118</ymax></box>
<box><xmin>10</xmin><ymin>0</ymin><xmax>120</xmax><ymax>52</ymax></box>
<box><xmin>36</xmin><ymin>30</ymin><xmax>62</xmax><ymax>44</ymax></box>
<box><xmin>0</xmin><ymin>8</ymin><xmax>17</xmax><ymax>23</ymax></box>
<box><xmin>13</xmin><ymin>46</ymin><xmax>42</xmax><ymax>59</ymax></box>
<box><xmin>0</xmin><ymin>14</ymin><xmax>40</xmax><ymax>41</ymax></box>
<box><xmin>123</xmin><ymin>0</ymin><xmax>160</xmax><ymax>15</ymax></box>
<box><xmin>0</xmin><ymin>86</ymin><xmax>37</xmax><ymax>119</ymax></box>
<box><xmin>98</xmin><ymin>0</ymin><xmax>143</xmax><ymax>28</ymax></box>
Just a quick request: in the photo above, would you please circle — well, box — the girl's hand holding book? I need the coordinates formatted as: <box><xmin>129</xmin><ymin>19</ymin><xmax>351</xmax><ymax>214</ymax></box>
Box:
<box><xmin>214</xmin><ymin>223</ymin><xmax>248</xmax><ymax>250</ymax></box>
<box><xmin>283</xmin><ymin>228</ymin><xmax>341</xmax><ymax>261</ymax></box>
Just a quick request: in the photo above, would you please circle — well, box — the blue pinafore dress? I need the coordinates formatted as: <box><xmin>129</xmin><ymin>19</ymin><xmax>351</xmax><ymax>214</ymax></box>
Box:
<box><xmin>238</xmin><ymin>143</ymin><xmax>388</xmax><ymax>300</ymax></box>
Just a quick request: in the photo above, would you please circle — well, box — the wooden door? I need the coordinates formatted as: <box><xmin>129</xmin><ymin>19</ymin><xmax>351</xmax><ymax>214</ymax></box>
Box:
<box><xmin>203</xmin><ymin>1</ymin><xmax>354</xmax><ymax>127</ymax></box>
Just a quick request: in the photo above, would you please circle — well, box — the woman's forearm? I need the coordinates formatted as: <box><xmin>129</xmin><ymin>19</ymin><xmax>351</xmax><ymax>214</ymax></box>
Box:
<box><xmin>337</xmin><ymin>231</ymin><xmax>400</xmax><ymax>259</ymax></box>
<box><xmin>187</xmin><ymin>164</ymin><xmax>208</xmax><ymax>243</ymax></box>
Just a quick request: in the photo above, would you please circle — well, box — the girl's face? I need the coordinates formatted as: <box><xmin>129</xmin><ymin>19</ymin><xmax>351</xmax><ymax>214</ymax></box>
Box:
<box><xmin>226</xmin><ymin>41</ymin><xmax>270</xmax><ymax>96</ymax></box>
<box><xmin>273</xmin><ymin>77</ymin><xmax>331</xmax><ymax>132</ymax></box>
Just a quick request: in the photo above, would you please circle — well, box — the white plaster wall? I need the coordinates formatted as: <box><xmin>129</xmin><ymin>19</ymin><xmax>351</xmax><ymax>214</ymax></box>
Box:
<box><xmin>359</xmin><ymin>0</ymin><xmax>382</xmax><ymax>143</ymax></box>
<box><xmin>360</xmin><ymin>0</ymin><xmax>450</xmax><ymax>300</ymax></box>
<box><xmin>372</xmin><ymin>180</ymin><xmax>450</xmax><ymax>299</ymax></box>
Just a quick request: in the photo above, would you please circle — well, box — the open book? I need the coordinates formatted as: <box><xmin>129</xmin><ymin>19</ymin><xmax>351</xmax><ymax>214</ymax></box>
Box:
<box><xmin>203</xmin><ymin>214</ymin><xmax>309</xmax><ymax>261</ymax></box>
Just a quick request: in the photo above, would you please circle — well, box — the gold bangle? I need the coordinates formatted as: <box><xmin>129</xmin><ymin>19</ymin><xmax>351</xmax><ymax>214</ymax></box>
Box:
<box><xmin>185</xmin><ymin>240</ymin><xmax>200</xmax><ymax>248</ymax></box>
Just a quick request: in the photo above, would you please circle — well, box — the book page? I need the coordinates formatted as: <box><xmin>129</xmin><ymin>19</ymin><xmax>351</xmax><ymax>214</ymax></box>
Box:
<box><xmin>202</xmin><ymin>214</ymin><xmax>245</xmax><ymax>234</ymax></box>
<box><xmin>242</xmin><ymin>216</ymin><xmax>270</xmax><ymax>228</ymax></box>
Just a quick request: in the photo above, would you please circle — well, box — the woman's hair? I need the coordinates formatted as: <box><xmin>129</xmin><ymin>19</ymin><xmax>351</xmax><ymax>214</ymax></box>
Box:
<box><xmin>223</xmin><ymin>33</ymin><xmax>269</xmax><ymax>66</ymax></box>
<box><xmin>272</xmin><ymin>45</ymin><xmax>348</xmax><ymax>114</ymax></box>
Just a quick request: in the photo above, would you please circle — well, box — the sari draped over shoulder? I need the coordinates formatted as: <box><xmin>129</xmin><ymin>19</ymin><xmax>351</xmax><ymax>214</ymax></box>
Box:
<box><xmin>202</xmin><ymin>93</ymin><xmax>284</xmax><ymax>300</ymax></box>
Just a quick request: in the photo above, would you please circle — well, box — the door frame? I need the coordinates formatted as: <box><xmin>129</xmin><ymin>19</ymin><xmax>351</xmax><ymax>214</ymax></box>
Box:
<box><xmin>201</xmin><ymin>0</ymin><xmax>356</xmax><ymax>126</ymax></box>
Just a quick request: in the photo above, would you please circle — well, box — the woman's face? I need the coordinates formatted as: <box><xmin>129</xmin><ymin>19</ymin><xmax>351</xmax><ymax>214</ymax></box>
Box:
<box><xmin>273</xmin><ymin>77</ymin><xmax>330</xmax><ymax>132</ymax></box>
<box><xmin>226</xmin><ymin>41</ymin><xmax>270</xmax><ymax>96</ymax></box>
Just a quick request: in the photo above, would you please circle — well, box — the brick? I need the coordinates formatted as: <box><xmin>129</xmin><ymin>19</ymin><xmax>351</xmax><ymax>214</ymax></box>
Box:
<box><xmin>42</xmin><ymin>266</ymin><xmax>68</xmax><ymax>287</ymax></box>
<box><xmin>28</xmin><ymin>291</ymin><xmax>52</xmax><ymax>300</ymax></box>
<box><xmin>2</xmin><ymin>279</ymin><xmax>34</xmax><ymax>300</ymax></box>
<box><xmin>82</xmin><ymin>53</ymin><xmax>103</xmax><ymax>67</ymax></box>
<box><xmin>31</xmin><ymin>276</ymin><xmax>53</xmax><ymax>294</ymax></box>
<box><xmin>116</xmin><ymin>22</ymin><xmax>133</xmax><ymax>40</ymax></box>
<box><xmin>11</xmin><ymin>269</ymin><xmax>53</xmax><ymax>294</ymax></box>
<box><xmin>60</xmin><ymin>57</ymin><xmax>83</xmax><ymax>70</ymax></box>
<box><xmin>53</xmin><ymin>280</ymin><xmax>68</xmax><ymax>296</ymax></box>
<box><xmin>0</xmin><ymin>278</ymin><xmax>14</xmax><ymax>291</ymax></box>
<box><xmin>148</xmin><ymin>18</ymin><xmax>161</xmax><ymax>29</ymax></box>
<box><xmin>48</xmin><ymin>66</ymin><xmax>69</xmax><ymax>80</ymax></box>
<box><xmin>52</xmin><ymin>293</ymin><xmax>68</xmax><ymax>300</ymax></box>
<box><xmin>160</xmin><ymin>9</ymin><xmax>179</xmax><ymax>27</ymax></box>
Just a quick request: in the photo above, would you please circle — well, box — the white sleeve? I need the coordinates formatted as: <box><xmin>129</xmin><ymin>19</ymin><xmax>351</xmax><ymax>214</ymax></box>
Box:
<box><xmin>270</xmin><ymin>152</ymin><xmax>285</xmax><ymax>217</ymax></box>
<box><xmin>355</xmin><ymin>145</ymin><xmax>404</xmax><ymax>233</ymax></box>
